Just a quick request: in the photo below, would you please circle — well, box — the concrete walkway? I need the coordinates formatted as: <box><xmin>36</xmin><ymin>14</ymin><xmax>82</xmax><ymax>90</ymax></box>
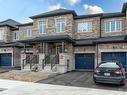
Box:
<box><xmin>0</xmin><ymin>79</ymin><xmax>127</xmax><ymax>95</ymax></box>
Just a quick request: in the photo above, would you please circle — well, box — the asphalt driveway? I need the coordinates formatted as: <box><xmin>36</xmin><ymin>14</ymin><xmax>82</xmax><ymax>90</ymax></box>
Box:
<box><xmin>37</xmin><ymin>71</ymin><xmax>127</xmax><ymax>92</ymax></box>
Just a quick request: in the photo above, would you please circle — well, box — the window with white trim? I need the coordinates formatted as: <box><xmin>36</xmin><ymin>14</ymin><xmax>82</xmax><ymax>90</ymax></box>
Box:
<box><xmin>26</xmin><ymin>27</ymin><xmax>32</xmax><ymax>37</ymax></box>
<box><xmin>13</xmin><ymin>31</ymin><xmax>19</xmax><ymax>40</ymax></box>
<box><xmin>0</xmin><ymin>28</ymin><xmax>4</xmax><ymax>40</ymax></box>
<box><xmin>105</xmin><ymin>20</ymin><xmax>122</xmax><ymax>32</ymax></box>
<box><xmin>56</xmin><ymin>18</ymin><xmax>65</xmax><ymax>32</ymax></box>
<box><xmin>39</xmin><ymin>19</ymin><xmax>47</xmax><ymax>34</ymax></box>
<box><xmin>77</xmin><ymin>21</ymin><xmax>92</xmax><ymax>32</ymax></box>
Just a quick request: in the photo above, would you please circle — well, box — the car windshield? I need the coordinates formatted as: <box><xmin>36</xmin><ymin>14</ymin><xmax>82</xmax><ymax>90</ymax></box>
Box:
<box><xmin>99</xmin><ymin>62</ymin><xmax>120</xmax><ymax>68</ymax></box>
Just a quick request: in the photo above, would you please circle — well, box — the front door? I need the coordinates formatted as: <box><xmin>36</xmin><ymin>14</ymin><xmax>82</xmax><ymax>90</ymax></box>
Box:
<box><xmin>56</xmin><ymin>45</ymin><xmax>63</xmax><ymax>54</ymax></box>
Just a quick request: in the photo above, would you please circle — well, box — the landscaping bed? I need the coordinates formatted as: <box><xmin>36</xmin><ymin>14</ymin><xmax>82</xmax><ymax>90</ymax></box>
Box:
<box><xmin>0</xmin><ymin>70</ymin><xmax>57</xmax><ymax>82</ymax></box>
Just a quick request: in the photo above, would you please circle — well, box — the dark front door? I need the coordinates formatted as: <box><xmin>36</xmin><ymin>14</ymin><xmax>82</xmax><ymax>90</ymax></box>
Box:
<box><xmin>0</xmin><ymin>53</ymin><xmax>12</xmax><ymax>67</ymax></box>
<box><xmin>101</xmin><ymin>52</ymin><xmax>126</xmax><ymax>71</ymax></box>
<box><xmin>75</xmin><ymin>53</ymin><xmax>95</xmax><ymax>70</ymax></box>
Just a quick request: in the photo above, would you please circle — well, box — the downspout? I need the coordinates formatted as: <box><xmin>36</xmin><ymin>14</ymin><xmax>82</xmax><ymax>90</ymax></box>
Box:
<box><xmin>12</xmin><ymin>47</ymin><xmax>14</xmax><ymax>67</ymax></box>
<box><xmin>100</xmin><ymin>17</ymin><xmax>102</xmax><ymax>38</ymax></box>
<box><xmin>96</xmin><ymin>17</ymin><xmax>102</xmax><ymax>65</ymax></box>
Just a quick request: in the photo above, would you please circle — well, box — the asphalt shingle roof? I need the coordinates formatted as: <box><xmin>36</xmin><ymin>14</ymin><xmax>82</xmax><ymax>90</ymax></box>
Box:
<box><xmin>30</xmin><ymin>9</ymin><xmax>77</xmax><ymax>19</ymax></box>
<box><xmin>0</xmin><ymin>19</ymin><xmax>21</xmax><ymax>28</ymax></box>
<box><xmin>74</xmin><ymin>35</ymin><xmax>126</xmax><ymax>46</ymax></box>
<box><xmin>95</xmin><ymin>35</ymin><xmax>126</xmax><ymax>44</ymax></box>
<box><xmin>0</xmin><ymin>42</ymin><xmax>31</xmax><ymax>47</ymax></box>
<box><xmin>122</xmin><ymin>2</ymin><xmax>127</xmax><ymax>13</ymax></box>
<box><xmin>19</xmin><ymin>35</ymin><xmax>74</xmax><ymax>43</ymax></box>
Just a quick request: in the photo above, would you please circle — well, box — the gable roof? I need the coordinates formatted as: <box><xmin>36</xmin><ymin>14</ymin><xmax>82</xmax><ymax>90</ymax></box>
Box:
<box><xmin>30</xmin><ymin>9</ymin><xmax>77</xmax><ymax>19</ymax></box>
<box><xmin>0</xmin><ymin>19</ymin><xmax>21</xmax><ymax>28</ymax></box>
<box><xmin>122</xmin><ymin>2</ymin><xmax>127</xmax><ymax>13</ymax></box>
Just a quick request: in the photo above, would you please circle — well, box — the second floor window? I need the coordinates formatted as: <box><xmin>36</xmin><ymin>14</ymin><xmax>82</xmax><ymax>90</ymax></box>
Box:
<box><xmin>26</xmin><ymin>28</ymin><xmax>32</xmax><ymax>37</ymax></box>
<box><xmin>0</xmin><ymin>28</ymin><xmax>4</xmax><ymax>40</ymax></box>
<box><xmin>56</xmin><ymin>18</ymin><xmax>65</xmax><ymax>32</ymax></box>
<box><xmin>77</xmin><ymin>22</ymin><xmax>92</xmax><ymax>33</ymax></box>
<box><xmin>105</xmin><ymin>20</ymin><xmax>122</xmax><ymax>32</ymax></box>
<box><xmin>13</xmin><ymin>31</ymin><xmax>19</xmax><ymax>40</ymax></box>
<box><xmin>39</xmin><ymin>20</ymin><xmax>47</xmax><ymax>34</ymax></box>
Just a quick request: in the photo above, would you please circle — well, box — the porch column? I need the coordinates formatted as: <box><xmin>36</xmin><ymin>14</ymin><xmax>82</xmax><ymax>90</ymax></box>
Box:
<box><xmin>22</xmin><ymin>43</ymin><xmax>26</xmax><ymax>69</ymax></box>
<box><xmin>62</xmin><ymin>41</ymin><xmax>64</xmax><ymax>53</ymax></box>
<box><xmin>40</xmin><ymin>42</ymin><xmax>43</xmax><ymax>53</ymax></box>
<box><xmin>43</xmin><ymin>42</ymin><xmax>45</xmax><ymax>53</ymax></box>
<box><xmin>23</xmin><ymin>43</ymin><xmax>26</xmax><ymax>53</ymax></box>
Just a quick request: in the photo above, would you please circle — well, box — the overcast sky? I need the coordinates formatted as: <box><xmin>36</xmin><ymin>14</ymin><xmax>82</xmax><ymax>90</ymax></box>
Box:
<box><xmin>0</xmin><ymin>0</ymin><xmax>126</xmax><ymax>23</ymax></box>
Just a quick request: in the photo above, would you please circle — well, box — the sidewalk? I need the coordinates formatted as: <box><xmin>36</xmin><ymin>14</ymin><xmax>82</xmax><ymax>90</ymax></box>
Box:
<box><xmin>0</xmin><ymin>79</ymin><xmax>127</xmax><ymax>95</ymax></box>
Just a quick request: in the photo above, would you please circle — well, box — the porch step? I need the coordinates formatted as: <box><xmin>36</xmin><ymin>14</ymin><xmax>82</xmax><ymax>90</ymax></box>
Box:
<box><xmin>22</xmin><ymin>63</ymin><xmax>57</xmax><ymax>73</ymax></box>
<box><xmin>42</xmin><ymin>64</ymin><xmax>57</xmax><ymax>73</ymax></box>
<box><xmin>23</xmin><ymin>64</ymin><xmax>31</xmax><ymax>71</ymax></box>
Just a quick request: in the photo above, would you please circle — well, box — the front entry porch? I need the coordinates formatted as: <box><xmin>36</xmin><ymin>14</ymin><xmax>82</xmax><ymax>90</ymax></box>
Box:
<box><xmin>20</xmin><ymin>35</ymin><xmax>74</xmax><ymax>73</ymax></box>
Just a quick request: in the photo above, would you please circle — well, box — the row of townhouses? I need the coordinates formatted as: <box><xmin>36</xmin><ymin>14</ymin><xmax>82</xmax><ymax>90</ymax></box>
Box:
<box><xmin>0</xmin><ymin>3</ymin><xmax>127</xmax><ymax>73</ymax></box>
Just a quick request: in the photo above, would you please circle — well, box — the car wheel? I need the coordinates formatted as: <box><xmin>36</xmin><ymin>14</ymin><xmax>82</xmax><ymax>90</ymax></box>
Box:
<box><xmin>120</xmin><ymin>80</ymin><xmax>125</xmax><ymax>86</ymax></box>
<box><xmin>93</xmin><ymin>80</ymin><xmax>98</xmax><ymax>84</ymax></box>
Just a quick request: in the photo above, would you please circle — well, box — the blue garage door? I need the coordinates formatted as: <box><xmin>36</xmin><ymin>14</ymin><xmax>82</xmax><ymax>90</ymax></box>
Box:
<box><xmin>75</xmin><ymin>53</ymin><xmax>95</xmax><ymax>70</ymax></box>
<box><xmin>101</xmin><ymin>52</ymin><xmax>126</xmax><ymax>71</ymax></box>
<box><xmin>0</xmin><ymin>53</ymin><xmax>12</xmax><ymax>67</ymax></box>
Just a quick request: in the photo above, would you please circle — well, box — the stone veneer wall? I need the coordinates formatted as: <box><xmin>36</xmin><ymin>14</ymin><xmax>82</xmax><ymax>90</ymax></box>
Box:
<box><xmin>74</xmin><ymin>46</ymin><xmax>96</xmax><ymax>53</ymax></box>
<box><xmin>74</xmin><ymin>17</ymin><xmax>101</xmax><ymax>39</ymax></box>
<box><xmin>97</xmin><ymin>42</ymin><xmax>127</xmax><ymax>64</ymax></box>
<box><xmin>13</xmin><ymin>47</ymin><xmax>21</xmax><ymax>67</ymax></box>
<box><xmin>101</xmin><ymin>17</ymin><xmax>126</xmax><ymax>37</ymax></box>
<box><xmin>32</xmin><ymin>14</ymin><xmax>75</xmax><ymax>38</ymax></box>
<box><xmin>1</xmin><ymin>26</ymin><xmax>12</xmax><ymax>42</ymax></box>
<box><xmin>19</xmin><ymin>25</ymin><xmax>34</xmax><ymax>40</ymax></box>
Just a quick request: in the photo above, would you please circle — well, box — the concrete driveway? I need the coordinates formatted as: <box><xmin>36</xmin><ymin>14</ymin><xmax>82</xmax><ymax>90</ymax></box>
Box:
<box><xmin>37</xmin><ymin>71</ymin><xmax>127</xmax><ymax>92</ymax></box>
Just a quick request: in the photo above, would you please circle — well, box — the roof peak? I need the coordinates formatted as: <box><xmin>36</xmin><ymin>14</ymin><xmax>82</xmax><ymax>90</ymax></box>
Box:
<box><xmin>0</xmin><ymin>19</ymin><xmax>21</xmax><ymax>28</ymax></box>
<box><xmin>30</xmin><ymin>8</ymin><xmax>77</xmax><ymax>19</ymax></box>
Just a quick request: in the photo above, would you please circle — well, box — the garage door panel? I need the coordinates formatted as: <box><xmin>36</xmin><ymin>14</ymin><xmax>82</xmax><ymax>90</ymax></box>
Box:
<box><xmin>101</xmin><ymin>52</ymin><xmax>126</xmax><ymax>71</ymax></box>
<box><xmin>75</xmin><ymin>54</ymin><xmax>85</xmax><ymax>69</ymax></box>
<box><xmin>0</xmin><ymin>53</ymin><xmax>12</xmax><ymax>67</ymax></box>
<box><xmin>75</xmin><ymin>53</ymin><xmax>94</xmax><ymax>70</ymax></box>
